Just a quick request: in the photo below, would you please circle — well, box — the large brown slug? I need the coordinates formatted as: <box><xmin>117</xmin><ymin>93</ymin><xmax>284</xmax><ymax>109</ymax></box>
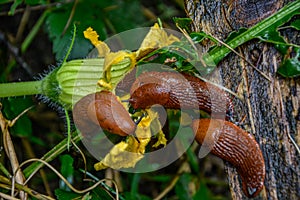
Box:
<box><xmin>129</xmin><ymin>71</ymin><xmax>233</xmax><ymax>117</ymax></box>
<box><xmin>192</xmin><ymin>119</ymin><xmax>265</xmax><ymax>198</ymax></box>
<box><xmin>73</xmin><ymin>90</ymin><xmax>136</xmax><ymax>136</ymax></box>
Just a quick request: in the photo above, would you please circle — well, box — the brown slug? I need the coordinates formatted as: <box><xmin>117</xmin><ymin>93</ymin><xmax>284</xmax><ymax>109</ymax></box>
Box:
<box><xmin>73</xmin><ymin>72</ymin><xmax>265</xmax><ymax>198</ymax></box>
<box><xmin>129</xmin><ymin>71</ymin><xmax>233</xmax><ymax>117</ymax></box>
<box><xmin>73</xmin><ymin>90</ymin><xmax>136</xmax><ymax>136</ymax></box>
<box><xmin>192</xmin><ymin>118</ymin><xmax>265</xmax><ymax>198</ymax></box>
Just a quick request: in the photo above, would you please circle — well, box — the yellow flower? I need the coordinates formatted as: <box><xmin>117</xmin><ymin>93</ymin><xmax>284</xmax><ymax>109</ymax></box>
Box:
<box><xmin>83</xmin><ymin>24</ymin><xmax>180</xmax><ymax>91</ymax></box>
<box><xmin>99</xmin><ymin>51</ymin><xmax>136</xmax><ymax>89</ymax></box>
<box><xmin>84</xmin><ymin>27</ymin><xmax>136</xmax><ymax>90</ymax></box>
<box><xmin>136</xmin><ymin>23</ymin><xmax>180</xmax><ymax>59</ymax></box>
<box><xmin>94</xmin><ymin>136</ymin><xmax>144</xmax><ymax>170</ymax></box>
<box><xmin>94</xmin><ymin>109</ymin><xmax>167</xmax><ymax>171</ymax></box>
<box><xmin>83</xmin><ymin>27</ymin><xmax>110</xmax><ymax>57</ymax></box>
<box><xmin>83</xmin><ymin>23</ymin><xmax>180</xmax><ymax>170</ymax></box>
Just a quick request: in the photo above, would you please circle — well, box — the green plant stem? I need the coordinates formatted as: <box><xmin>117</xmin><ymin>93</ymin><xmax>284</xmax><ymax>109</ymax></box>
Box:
<box><xmin>0</xmin><ymin>80</ymin><xmax>43</xmax><ymax>98</ymax></box>
<box><xmin>21</xmin><ymin>10</ymin><xmax>50</xmax><ymax>53</ymax></box>
<box><xmin>79</xmin><ymin>169</ymin><xmax>126</xmax><ymax>200</ymax></box>
<box><xmin>0</xmin><ymin>162</ymin><xmax>11</xmax><ymax>178</ymax></box>
<box><xmin>23</xmin><ymin>131</ymin><xmax>81</xmax><ymax>178</ymax></box>
<box><xmin>0</xmin><ymin>175</ymin><xmax>54</xmax><ymax>199</ymax></box>
<box><xmin>207</xmin><ymin>0</ymin><xmax>300</xmax><ymax>65</ymax></box>
<box><xmin>130</xmin><ymin>174</ymin><xmax>140</xmax><ymax>198</ymax></box>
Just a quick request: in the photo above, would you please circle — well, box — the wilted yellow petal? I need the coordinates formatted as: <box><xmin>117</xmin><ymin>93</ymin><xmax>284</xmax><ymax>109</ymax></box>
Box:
<box><xmin>83</xmin><ymin>27</ymin><xmax>100</xmax><ymax>46</ymax></box>
<box><xmin>98</xmin><ymin>51</ymin><xmax>136</xmax><ymax>90</ymax></box>
<box><xmin>136</xmin><ymin>23</ymin><xmax>180</xmax><ymax>59</ymax></box>
<box><xmin>152</xmin><ymin>129</ymin><xmax>167</xmax><ymax>148</ymax></box>
<box><xmin>94</xmin><ymin>136</ymin><xmax>145</xmax><ymax>170</ymax></box>
<box><xmin>83</xmin><ymin>27</ymin><xmax>110</xmax><ymax>57</ymax></box>
<box><xmin>136</xmin><ymin>109</ymin><xmax>167</xmax><ymax>148</ymax></box>
<box><xmin>94</xmin><ymin>109</ymin><xmax>169</xmax><ymax>171</ymax></box>
<box><xmin>97</xmin><ymin>79</ymin><xmax>112</xmax><ymax>90</ymax></box>
<box><xmin>134</xmin><ymin>112</ymin><xmax>152</xmax><ymax>152</ymax></box>
<box><xmin>94</xmin><ymin>162</ymin><xmax>108</xmax><ymax>171</ymax></box>
<box><xmin>104</xmin><ymin>51</ymin><xmax>135</xmax><ymax>72</ymax></box>
<box><xmin>135</xmin><ymin>111</ymin><xmax>152</xmax><ymax>139</ymax></box>
<box><xmin>145</xmin><ymin>109</ymin><xmax>167</xmax><ymax>148</ymax></box>
<box><xmin>96</xmin><ymin>44</ymin><xmax>111</xmax><ymax>57</ymax></box>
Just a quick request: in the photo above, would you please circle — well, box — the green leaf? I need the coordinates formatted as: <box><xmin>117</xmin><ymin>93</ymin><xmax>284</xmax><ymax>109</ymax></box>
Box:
<box><xmin>45</xmin><ymin>0</ymin><xmax>146</xmax><ymax>62</ymax></box>
<box><xmin>175</xmin><ymin>173</ymin><xmax>194</xmax><ymax>200</ymax></box>
<box><xmin>290</xmin><ymin>18</ymin><xmax>300</xmax><ymax>30</ymax></box>
<box><xmin>173</xmin><ymin>17</ymin><xmax>192</xmax><ymax>32</ymax></box>
<box><xmin>8</xmin><ymin>0</ymin><xmax>23</xmax><ymax>15</ymax></box>
<box><xmin>55</xmin><ymin>186</ymin><xmax>113</xmax><ymax>200</ymax></box>
<box><xmin>206</xmin><ymin>0</ymin><xmax>300</xmax><ymax>73</ymax></box>
<box><xmin>25</xmin><ymin>0</ymin><xmax>46</xmax><ymax>5</ymax></box>
<box><xmin>131</xmin><ymin>173</ymin><xmax>140</xmax><ymax>197</ymax></box>
<box><xmin>105</xmin><ymin>0</ymin><xmax>146</xmax><ymax>33</ymax></box>
<box><xmin>277</xmin><ymin>47</ymin><xmax>300</xmax><ymax>77</ymax></box>
<box><xmin>55</xmin><ymin>189</ymin><xmax>82</xmax><ymax>200</ymax></box>
<box><xmin>186</xmin><ymin>147</ymin><xmax>200</xmax><ymax>174</ymax></box>
<box><xmin>23</xmin><ymin>131</ymin><xmax>81</xmax><ymax>178</ymax></box>
<box><xmin>189</xmin><ymin>32</ymin><xmax>207</xmax><ymax>44</ymax></box>
<box><xmin>123</xmin><ymin>192</ymin><xmax>152</xmax><ymax>200</ymax></box>
<box><xmin>91</xmin><ymin>186</ymin><xmax>115</xmax><ymax>200</ymax></box>
<box><xmin>249</xmin><ymin>2</ymin><xmax>299</xmax><ymax>47</ymax></box>
<box><xmin>0</xmin><ymin>0</ymin><xmax>13</xmax><ymax>5</ymax></box>
<box><xmin>119</xmin><ymin>174</ymin><xmax>152</xmax><ymax>200</ymax></box>
<box><xmin>59</xmin><ymin>154</ymin><xmax>74</xmax><ymax>191</ymax></box>
<box><xmin>257</xmin><ymin>29</ymin><xmax>289</xmax><ymax>54</ymax></box>
<box><xmin>137</xmin><ymin>39</ymin><xmax>204</xmax><ymax>74</ymax></box>
<box><xmin>45</xmin><ymin>0</ymin><xmax>106</xmax><ymax>61</ymax></box>
<box><xmin>144</xmin><ymin>174</ymin><xmax>172</xmax><ymax>182</ymax></box>
<box><xmin>167</xmin><ymin>110</ymin><xmax>181</xmax><ymax>138</ymax></box>
<box><xmin>193</xmin><ymin>180</ymin><xmax>212</xmax><ymax>200</ymax></box>
<box><xmin>224</xmin><ymin>28</ymin><xmax>248</xmax><ymax>42</ymax></box>
<box><xmin>2</xmin><ymin>96</ymin><xmax>33</xmax><ymax>137</ymax></box>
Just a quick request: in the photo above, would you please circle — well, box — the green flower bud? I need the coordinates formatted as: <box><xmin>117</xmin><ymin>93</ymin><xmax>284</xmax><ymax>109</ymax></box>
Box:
<box><xmin>41</xmin><ymin>57</ymin><xmax>133</xmax><ymax>110</ymax></box>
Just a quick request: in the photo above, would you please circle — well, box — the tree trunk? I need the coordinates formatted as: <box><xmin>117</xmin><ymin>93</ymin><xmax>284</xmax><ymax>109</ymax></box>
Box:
<box><xmin>184</xmin><ymin>0</ymin><xmax>299</xmax><ymax>199</ymax></box>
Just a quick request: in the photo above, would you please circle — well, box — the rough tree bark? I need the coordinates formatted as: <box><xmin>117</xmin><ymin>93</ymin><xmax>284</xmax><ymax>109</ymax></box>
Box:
<box><xmin>184</xmin><ymin>0</ymin><xmax>299</xmax><ymax>199</ymax></box>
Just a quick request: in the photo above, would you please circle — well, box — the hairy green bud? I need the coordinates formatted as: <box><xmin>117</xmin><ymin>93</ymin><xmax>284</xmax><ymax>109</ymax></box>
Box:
<box><xmin>41</xmin><ymin>57</ymin><xmax>132</xmax><ymax>110</ymax></box>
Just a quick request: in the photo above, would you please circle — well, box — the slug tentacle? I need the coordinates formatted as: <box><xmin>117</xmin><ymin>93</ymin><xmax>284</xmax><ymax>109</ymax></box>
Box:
<box><xmin>192</xmin><ymin>119</ymin><xmax>265</xmax><ymax>198</ymax></box>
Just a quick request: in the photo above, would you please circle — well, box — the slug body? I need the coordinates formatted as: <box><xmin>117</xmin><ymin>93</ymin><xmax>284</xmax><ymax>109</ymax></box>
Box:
<box><xmin>192</xmin><ymin>119</ymin><xmax>265</xmax><ymax>198</ymax></box>
<box><xmin>73</xmin><ymin>90</ymin><xmax>136</xmax><ymax>136</ymax></box>
<box><xmin>130</xmin><ymin>71</ymin><xmax>232</xmax><ymax>116</ymax></box>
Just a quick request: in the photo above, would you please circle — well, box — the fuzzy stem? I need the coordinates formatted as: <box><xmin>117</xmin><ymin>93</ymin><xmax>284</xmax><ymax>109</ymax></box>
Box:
<box><xmin>0</xmin><ymin>80</ymin><xmax>43</xmax><ymax>98</ymax></box>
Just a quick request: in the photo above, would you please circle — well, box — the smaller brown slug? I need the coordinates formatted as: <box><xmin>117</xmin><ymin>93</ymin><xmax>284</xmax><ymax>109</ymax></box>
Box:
<box><xmin>73</xmin><ymin>91</ymin><xmax>136</xmax><ymax>136</ymax></box>
<box><xmin>192</xmin><ymin>119</ymin><xmax>265</xmax><ymax>198</ymax></box>
<box><xmin>129</xmin><ymin>71</ymin><xmax>233</xmax><ymax>117</ymax></box>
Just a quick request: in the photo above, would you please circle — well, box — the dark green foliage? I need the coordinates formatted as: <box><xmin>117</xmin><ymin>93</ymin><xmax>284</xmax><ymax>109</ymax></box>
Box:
<box><xmin>45</xmin><ymin>0</ymin><xmax>147</xmax><ymax>61</ymax></box>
